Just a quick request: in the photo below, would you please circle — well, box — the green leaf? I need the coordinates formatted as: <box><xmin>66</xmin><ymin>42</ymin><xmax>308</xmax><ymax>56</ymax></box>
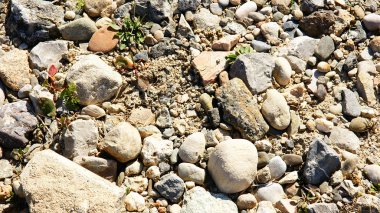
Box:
<box><xmin>38</xmin><ymin>97</ymin><xmax>56</xmax><ymax>118</ymax></box>
<box><xmin>110</xmin><ymin>23</ymin><xmax>121</xmax><ymax>31</ymax></box>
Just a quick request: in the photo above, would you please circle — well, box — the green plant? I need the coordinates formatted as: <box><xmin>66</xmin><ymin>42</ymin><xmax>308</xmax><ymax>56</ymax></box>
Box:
<box><xmin>38</xmin><ymin>97</ymin><xmax>57</xmax><ymax>118</ymax></box>
<box><xmin>125</xmin><ymin>186</ymin><xmax>131</xmax><ymax>195</ymax></box>
<box><xmin>111</xmin><ymin>17</ymin><xmax>145</xmax><ymax>50</ymax></box>
<box><xmin>225</xmin><ymin>46</ymin><xmax>254</xmax><ymax>64</ymax></box>
<box><xmin>11</xmin><ymin>147</ymin><xmax>29</xmax><ymax>161</ymax></box>
<box><xmin>370</xmin><ymin>183</ymin><xmax>380</xmax><ymax>193</ymax></box>
<box><xmin>59</xmin><ymin>83</ymin><xmax>80</xmax><ymax>111</ymax></box>
<box><xmin>76</xmin><ymin>0</ymin><xmax>85</xmax><ymax>10</ymax></box>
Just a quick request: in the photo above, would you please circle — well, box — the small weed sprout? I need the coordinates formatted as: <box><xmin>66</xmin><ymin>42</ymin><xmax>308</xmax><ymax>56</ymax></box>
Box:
<box><xmin>76</xmin><ymin>0</ymin><xmax>85</xmax><ymax>10</ymax></box>
<box><xmin>59</xmin><ymin>83</ymin><xmax>80</xmax><ymax>111</ymax></box>
<box><xmin>111</xmin><ymin>17</ymin><xmax>145</xmax><ymax>50</ymax></box>
<box><xmin>226</xmin><ymin>46</ymin><xmax>254</xmax><ymax>64</ymax></box>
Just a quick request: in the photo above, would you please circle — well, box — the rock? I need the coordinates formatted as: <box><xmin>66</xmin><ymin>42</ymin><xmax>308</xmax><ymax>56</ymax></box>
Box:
<box><xmin>284</xmin><ymin>36</ymin><xmax>319</xmax><ymax>61</ymax></box>
<box><xmin>268</xmin><ymin>156</ymin><xmax>287</xmax><ymax>180</ymax></box>
<box><xmin>212</xmin><ymin>35</ymin><xmax>240</xmax><ymax>51</ymax></box>
<box><xmin>81</xmin><ymin>105</ymin><xmax>106</xmax><ymax>118</ymax></box>
<box><xmin>63</xmin><ymin>119</ymin><xmax>99</xmax><ymax>159</ymax></box>
<box><xmin>329</xmin><ymin>127</ymin><xmax>360</xmax><ymax>153</ymax></box>
<box><xmin>178</xmin><ymin>0</ymin><xmax>200</xmax><ymax>11</ymax></box>
<box><xmin>261</xmin><ymin>89</ymin><xmax>291</xmax><ymax>130</ymax></box>
<box><xmin>20</xmin><ymin>150</ymin><xmax>125</xmax><ymax>212</ymax></box>
<box><xmin>208</xmin><ymin>139</ymin><xmax>258</xmax><ymax>193</ymax></box>
<box><xmin>84</xmin><ymin>0</ymin><xmax>113</xmax><ymax>18</ymax></box>
<box><xmin>141</xmin><ymin>134</ymin><xmax>173</xmax><ymax>166</ymax></box>
<box><xmin>249</xmin><ymin>12</ymin><xmax>266</xmax><ymax>22</ymax></box>
<box><xmin>314</xmin><ymin>36</ymin><xmax>334</xmax><ymax>60</ymax></box>
<box><xmin>237</xmin><ymin>193</ymin><xmax>257</xmax><ymax>210</ymax></box>
<box><xmin>299</xmin><ymin>11</ymin><xmax>335</xmax><ymax>37</ymax></box>
<box><xmin>275</xmin><ymin>199</ymin><xmax>297</xmax><ymax>213</ymax></box>
<box><xmin>66</xmin><ymin>54</ymin><xmax>122</xmax><ymax>105</ymax></box>
<box><xmin>0</xmin><ymin>82</ymin><xmax>5</xmax><ymax>107</ymax></box>
<box><xmin>178</xmin><ymin>163</ymin><xmax>205</xmax><ymax>185</ymax></box>
<box><xmin>193</xmin><ymin>8</ymin><xmax>220</xmax><ymax>30</ymax></box>
<box><xmin>341</xmin><ymin>89</ymin><xmax>361</xmax><ymax>117</ymax></box>
<box><xmin>0</xmin><ymin>101</ymin><xmax>38</xmax><ymax>148</ymax></box>
<box><xmin>349</xmin><ymin>117</ymin><xmax>370</xmax><ymax>133</ymax></box>
<box><xmin>192</xmin><ymin>51</ymin><xmax>230</xmax><ymax>84</ymax></box>
<box><xmin>146</xmin><ymin>166</ymin><xmax>160</xmax><ymax>181</ymax></box>
<box><xmin>125</xmin><ymin>160</ymin><xmax>144</xmax><ymax>176</ymax></box>
<box><xmin>230</xmin><ymin>53</ymin><xmax>275</xmax><ymax>94</ymax></box>
<box><xmin>357</xmin><ymin>69</ymin><xmax>377</xmax><ymax>105</ymax></box>
<box><xmin>0</xmin><ymin>49</ymin><xmax>31</xmax><ymax>91</ymax></box>
<box><xmin>101</xmin><ymin>122</ymin><xmax>142</xmax><ymax>163</ymax></box>
<box><xmin>64</xmin><ymin>11</ymin><xmax>76</xmax><ymax>20</ymax></box>
<box><xmin>364</xmin><ymin>164</ymin><xmax>380</xmax><ymax>184</ymax></box>
<box><xmin>257</xmin><ymin>201</ymin><xmax>276</xmax><ymax>213</ymax></box>
<box><xmin>178</xmin><ymin>132</ymin><xmax>206</xmax><ymax>163</ymax></box>
<box><xmin>0</xmin><ymin>160</ymin><xmax>13</xmax><ymax>179</ymax></box>
<box><xmin>125</xmin><ymin>192</ymin><xmax>146</xmax><ymax>212</ymax></box>
<box><xmin>278</xmin><ymin>171</ymin><xmax>298</xmax><ymax>185</ymax></box>
<box><xmin>177</xmin><ymin>14</ymin><xmax>194</xmax><ymax>39</ymax></box>
<box><xmin>216</xmin><ymin>78</ymin><xmax>269</xmax><ymax>141</ymax></box>
<box><xmin>369</xmin><ymin>37</ymin><xmax>380</xmax><ymax>52</ymax></box>
<box><xmin>258</xmin><ymin>152</ymin><xmax>270</xmax><ymax>169</ymax></box>
<box><xmin>363</xmin><ymin>13</ymin><xmax>380</xmax><ymax>31</ymax></box>
<box><xmin>307</xmin><ymin>203</ymin><xmax>339</xmax><ymax>213</ymax></box>
<box><xmin>210</xmin><ymin>3</ymin><xmax>223</xmax><ymax>15</ymax></box>
<box><xmin>285</xmin><ymin>55</ymin><xmax>307</xmax><ymax>73</ymax></box>
<box><xmin>199</xmin><ymin>93</ymin><xmax>213</xmax><ymax>111</ymax></box>
<box><xmin>73</xmin><ymin>156</ymin><xmax>117</xmax><ymax>181</ymax></box>
<box><xmin>181</xmin><ymin>187</ymin><xmax>238</xmax><ymax>213</ymax></box>
<box><xmin>356</xmin><ymin>194</ymin><xmax>380</xmax><ymax>213</ymax></box>
<box><xmin>261</xmin><ymin>22</ymin><xmax>281</xmax><ymax>45</ymax></box>
<box><xmin>59</xmin><ymin>18</ymin><xmax>98</xmax><ymax>41</ymax></box>
<box><xmin>29</xmin><ymin>40</ymin><xmax>69</xmax><ymax>70</ymax></box>
<box><xmin>315</xmin><ymin>118</ymin><xmax>334</xmax><ymax>133</ymax></box>
<box><xmin>273</xmin><ymin>57</ymin><xmax>292</xmax><ymax>86</ymax></box>
<box><xmin>317</xmin><ymin>62</ymin><xmax>331</xmax><ymax>73</ymax></box>
<box><xmin>133</xmin><ymin>0</ymin><xmax>172</xmax><ymax>23</ymax></box>
<box><xmin>303</xmin><ymin>139</ymin><xmax>341</xmax><ymax>185</ymax></box>
<box><xmin>300</xmin><ymin>0</ymin><xmax>324</xmax><ymax>14</ymax></box>
<box><xmin>282</xmin><ymin>154</ymin><xmax>303</xmax><ymax>166</ymax></box>
<box><xmin>256</xmin><ymin>166</ymin><xmax>271</xmax><ymax>184</ymax></box>
<box><xmin>28</xmin><ymin>85</ymin><xmax>54</xmax><ymax>116</ymax></box>
<box><xmin>235</xmin><ymin>2</ymin><xmax>257</xmax><ymax>20</ymax></box>
<box><xmin>128</xmin><ymin>107</ymin><xmax>155</xmax><ymax>127</ymax></box>
<box><xmin>124</xmin><ymin>176</ymin><xmax>148</xmax><ymax>193</ymax></box>
<box><xmin>256</xmin><ymin>183</ymin><xmax>286</xmax><ymax>203</ymax></box>
<box><xmin>88</xmin><ymin>26</ymin><xmax>118</xmax><ymax>53</ymax></box>
<box><xmin>251</xmin><ymin>40</ymin><xmax>271</xmax><ymax>52</ymax></box>
<box><xmin>154</xmin><ymin>173</ymin><xmax>185</xmax><ymax>203</ymax></box>
<box><xmin>6</xmin><ymin>0</ymin><xmax>64</xmax><ymax>46</ymax></box>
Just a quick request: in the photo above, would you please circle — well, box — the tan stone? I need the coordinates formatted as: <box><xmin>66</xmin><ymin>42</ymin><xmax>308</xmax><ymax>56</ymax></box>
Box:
<box><xmin>20</xmin><ymin>150</ymin><xmax>125</xmax><ymax>213</ymax></box>
<box><xmin>212</xmin><ymin>34</ymin><xmax>240</xmax><ymax>51</ymax></box>
<box><xmin>84</xmin><ymin>0</ymin><xmax>113</xmax><ymax>18</ymax></box>
<box><xmin>88</xmin><ymin>26</ymin><xmax>118</xmax><ymax>53</ymax></box>
<box><xmin>369</xmin><ymin>36</ymin><xmax>380</xmax><ymax>53</ymax></box>
<box><xmin>0</xmin><ymin>49</ymin><xmax>30</xmax><ymax>91</ymax></box>
<box><xmin>128</xmin><ymin>107</ymin><xmax>156</xmax><ymax>127</ymax></box>
<box><xmin>192</xmin><ymin>51</ymin><xmax>231</xmax><ymax>85</ymax></box>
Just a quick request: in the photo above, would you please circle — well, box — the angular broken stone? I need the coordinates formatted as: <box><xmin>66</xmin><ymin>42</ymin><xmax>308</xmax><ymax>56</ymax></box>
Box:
<box><xmin>20</xmin><ymin>150</ymin><xmax>125</xmax><ymax>213</ymax></box>
<box><xmin>0</xmin><ymin>101</ymin><xmax>38</xmax><ymax>149</ymax></box>
<box><xmin>357</xmin><ymin>70</ymin><xmax>377</xmax><ymax>105</ymax></box>
<box><xmin>0</xmin><ymin>49</ymin><xmax>31</xmax><ymax>91</ymax></box>
<box><xmin>230</xmin><ymin>53</ymin><xmax>275</xmax><ymax>94</ymax></box>
<box><xmin>212</xmin><ymin>34</ymin><xmax>241</xmax><ymax>51</ymax></box>
<box><xmin>192</xmin><ymin>51</ymin><xmax>231</xmax><ymax>85</ymax></box>
<box><xmin>216</xmin><ymin>78</ymin><xmax>269</xmax><ymax>141</ymax></box>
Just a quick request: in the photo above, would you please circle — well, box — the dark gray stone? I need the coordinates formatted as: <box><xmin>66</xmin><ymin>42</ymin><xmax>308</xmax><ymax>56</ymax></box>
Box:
<box><xmin>303</xmin><ymin>139</ymin><xmax>341</xmax><ymax>185</ymax></box>
<box><xmin>342</xmin><ymin>52</ymin><xmax>358</xmax><ymax>72</ymax></box>
<box><xmin>6</xmin><ymin>0</ymin><xmax>64</xmax><ymax>46</ymax></box>
<box><xmin>216</xmin><ymin>78</ymin><xmax>269</xmax><ymax>141</ymax></box>
<box><xmin>59</xmin><ymin>18</ymin><xmax>97</xmax><ymax>41</ymax></box>
<box><xmin>251</xmin><ymin>40</ymin><xmax>271</xmax><ymax>52</ymax></box>
<box><xmin>307</xmin><ymin>203</ymin><xmax>339</xmax><ymax>213</ymax></box>
<box><xmin>341</xmin><ymin>89</ymin><xmax>361</xmax><ymax>117</ymax></box>
<box><xmin>154</xmin><ymin>173</ymin><xmax>185</xmax><ymax>203</ymax></box>
<box><xmin>133</xmin><ymin>0</ymin><xmax>173</xmax><ymax>23</ymax></box>
<box><xmin>149</xmin><ymin>40</ymin><xmax>178</xmax><ymax>58</ymax></box>
<box><xmin>178</xmin><ymin>0</ymin><xmax>201</xmax><ymax>11</ymax></box>
<box><xmin>230</xmin><ymin>53</ymin><xmax>275</xmax><ymax>94</ymax></box>
<box><xmin>314</xmin><ymin>36</ymin><xmax>334</xmax><ymax>60</ymax></box>
<box><xmin>300</xmin><ymin>0</ymin><xmax>324</xmax><ymax>14</ymax></box>
<box><xmin>0</xmin><ymin>101</ymin><xmax>38</xmax><ymax>148</ymax></box>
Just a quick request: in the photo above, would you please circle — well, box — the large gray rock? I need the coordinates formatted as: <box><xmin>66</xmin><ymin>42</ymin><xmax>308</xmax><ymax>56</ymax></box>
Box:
<box><xmin>329</xmin><ymin>127</ymin><xmax>360</xmax><ymax>153</ymax></box>
<box><xmin>63</xmin><ymin>119</ymin><xmax>99</xmax><ymax>159</ymax></box>
<box><xmin>29</xmin><ymin>40</ymin><xmax>69</xmax><ymax>71</ymax></box>
<box><xmin>284</xmin><ymin>36</ymin><xmax>318</xmax><ymax>61</ymax></box>
<box><xmin>216</xmin><ymin>78</ymin><xmax>269</xmax><ymax>141</ymax></box>
<box><xmin>341</xmin><ymin>89</ymin><xmax>361</xmax><ymax>117</ymax></box>
<box><xmin>6</xmin><ymin>0</ymin><xmax>64</xmax><ymax>46</ymax></box>
<box><xmin>20</xmin><ymin>150</ymin><xmax>125</xmax><ymax>213</ymax></box>
<box><xmin>0</xmin><ymin>49</ymin><xmax>31</xmax><ymax>91</ymax></box>
<box><xmin>66</xmin><ymin>54</ymin><xmax>122</xmax><ymax>105</ymax></box>
<box><xmin>133</xmin><ymin>0</ymin><xmax>173</xmax><ymax>23</ymax></box>
<box><xmin>59</xmin><ymin>18</ymin><xmax>97</xmax><ymax>41</ymax></box>
<box><xmin>230</xmin><ymin>53</ymin><xmax>275</xmax><ymax>94</ymax></box>
<box><xmin>208</xmin><ymin>139</ymin><xmax>258</xmax><ymax>194</ymax></box>
<box><xmin>193</xmin><ymin>8</ymin><xmax>221</xmax><ymax>30</ymax></box>
<box><xmin>154</xmin><ymin>173</ymin><xmax>185</xmax><ymax>203</ymax></box>
<box><xmin>303</xmin><ymin>139</ymin><xmax>341</xmax><ymax>185</ymax></box>
<box><xmin>100</xmin><ymin>122</ymin><xmax>142</xmax><ymax>163</ymax></box>
<box><xmin>307</xmin><ymin>203</ymin><xmax>339</xmax><ymax>213</ymax></box>
<box><xmin>0</xmin><ymin>101</ymin><xmax>38</xmax><ymax>148</ymax></box>
<box><xmin>181</xmin><ymin>187</ymin><xmax>238</xmax><ymax>213</ymax></box>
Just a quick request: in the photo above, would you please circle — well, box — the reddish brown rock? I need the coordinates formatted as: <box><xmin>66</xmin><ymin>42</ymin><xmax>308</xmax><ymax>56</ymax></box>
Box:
<box><xmin>88</xmin><ymin>26</ymin><xmax>118</xmax><ymax>53</ymax></box>
<box><xmin>192</xmin><ymin>51</ymin><xmax>231</xmax><ymax>85</ymax></box>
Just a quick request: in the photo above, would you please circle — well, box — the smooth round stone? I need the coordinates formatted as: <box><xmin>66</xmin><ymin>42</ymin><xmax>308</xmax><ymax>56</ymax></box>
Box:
<box><xmin>81</xmin><ymin>105</ymin><xmax>106</xmax><ymax>118</ymax></box>
<box><xmin>369</xmin><ymin>36</ymin><xmax>380</xmax><ymax>53</ymax></box>
<box><xmin>64</xmin><ymin>11</ymin><xmax>76</xmax><ymax>20</ymax></box>
<box><xmin>349</xmin><ymin>117</ymin><xmax>369</xmax><ymax>133</ymax></box>
<box><xmin>237</xmin><ymin>193</ymin><xmax>257</xmax><ymax>210</ymax></box>
<box><xmin>281</xmin><ymin>154</ymin><xmax>303</xmax><ymax>166</ymax></box>
<box><xmin>252</xmin><ymin>40</ymin><xmax>271</xmax><ymax>52</ymax></box>
<box><xmin>363</xmin><ymin>13</ymin><xmax>380</xmax><ymax>31</ymax></box>
<box><xmin>210</xmin><ymin>3</ymin><xmax>223</xmax><ymax>15</ymax></box>
<box><xmin>364</xmin><ymin>164</ymin><xmax>380</xmax><ymax>184</ymax></box>
<box><xmin>261</xmin><ymin>89</ymin><xmax>291</xmax><ymax>130</ymax></box>
<box><xmin>315</xmin><ymin>118</ymin><xmax>334</xmax><ymax>133</ymax></box>
<box><xmin>273</xmin><ymin>57</ymin><xmax>292</xmax><ymax>86</ymax></box>
<box><xmin>267</xmin><ymin>156</ymin><xmax>287</xmax><ymax>179</ymax></box>
<box><xmin>235</xmin><ymin>1</ymin><xmax>257</xmax><ymax>19</ymax></box>
<box><xmin>219</xmin><ymin>0</ymin><xmax>230</xmax><ymax>7</ymax></box>
<box><xmin>292</xmin><ymin>9</ymin><xmax>303</xmax><ymax>20</ymax></box>
<box><xmin>208</xmin><ymin>139</ymin><xmax>258</xmax><ymax>194</ymax></box>
<box><xmin>88</xmin><ymin>26</ymin><xmax>118</xmax><ymax>53</ymax></box>
<box><xmin>256</xmin><ymin>183</ymin><xmax>286</xmax><ymax>203</ymax></box>
<box><xmin>317</xmin><ymin>62</ymin><xmax>331</xmax><ymax>73</ymax></box>
<box><xmin>178</xmin><ymin>132</ymin><xmax>206</xmax><ymax>163</ymax></box>
<box><xmin>153</xmin><ymin>30</ymin><xmax>164</xmax><ymax>41</ymax></box>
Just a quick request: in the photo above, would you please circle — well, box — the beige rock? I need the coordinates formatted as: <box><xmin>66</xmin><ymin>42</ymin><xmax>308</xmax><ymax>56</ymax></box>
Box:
<box><xmin>212</xmin><ymin>35</ymin><xmax>240</xmax><ymax>51</ymax></box>
<box><xmin>88</xmin><ymin>26</ymin><xmax>118</xmax><ymax>53</ymax></box>
<box><xmin>178</xmin><ymin>132</ymin><xmax>206</xmax><ymax>163</ymax></box>
<box><xmin>370</xmin><ymin>36</ymin><xmax>380</xmax><ymax>53</ymax></box>
<box><xmin>357</xmin><ymin>70</ymin><xmax>377</xmax><ymax>105</ymax></box>
<box><xmin>275</xmin><ymin>199</ymin><xmax>297</xmax><ymax>213</ymax></box>
<box><xmin>73</xmin><ymin>156</ymin><xmax>117</xmax><ymax>181</ymax></box>
<box><xmin>84</xmin><ymin>0</ymin><xmax>113</xmax><ymax>18</ymax></box>
<box><xmin>237</xmin><ymin>193</ymin><xmax>257</xmax><ymax>209</ymax></box>
<box><xmin>0</xmin><ymin>49</ymin><xmax>30</xmax><ymax>91</ymax></box>
<box><xmin>192</xmin><ymin>51</ymin><xmax>231</xmax><ymax>84</ymax></box>
<box><xmin>81</xmin><ymin>105</ymin><xmax>106</xmax><ymax>118</ymax></box>
<box><xmin>20</xmin><ymin>150</ymin><xmax>125</xmax><ymax>213</ymax></box>
<box><xmin>125</xmin><ymin>192</ymin><xmax>146</xmax><ymax>212</ymax></box>
<box><xmin>128</xmin><ymin>107</ymin><xmax>156</xmax><ymax>127</ymax></box>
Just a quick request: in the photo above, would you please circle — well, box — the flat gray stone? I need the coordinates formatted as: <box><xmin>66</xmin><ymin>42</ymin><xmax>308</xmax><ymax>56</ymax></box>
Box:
<box><xmin>154</xmin><ymin>173</ymin><xmax>185</xmax><ymax>203</ymax></box>
<box><xmin>341</xmin><ymin>89</ymin><xmax>361</xmax><ymax>117</ymax></box>
<box><xmin>29</xmin><ymin>40</ymin><xmax>69</xmax><ymax>71</ymax></box>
